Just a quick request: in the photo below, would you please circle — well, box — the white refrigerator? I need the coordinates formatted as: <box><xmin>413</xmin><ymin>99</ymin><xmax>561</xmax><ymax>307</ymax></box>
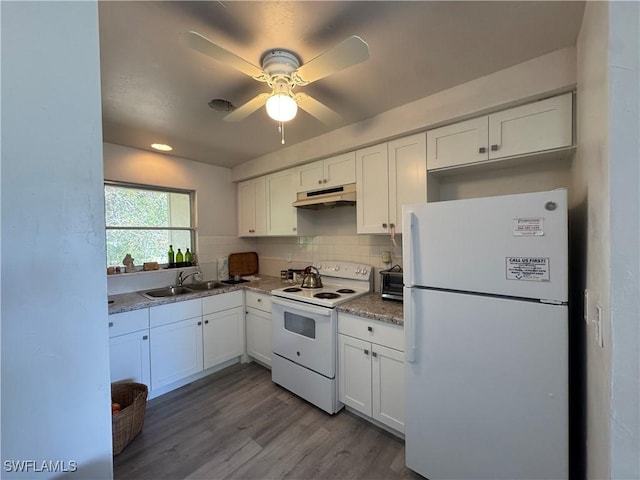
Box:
<box><xmin>403</xmin><ymin>189</ymin><xmax>568</xmax><ymax>480</ymax></box>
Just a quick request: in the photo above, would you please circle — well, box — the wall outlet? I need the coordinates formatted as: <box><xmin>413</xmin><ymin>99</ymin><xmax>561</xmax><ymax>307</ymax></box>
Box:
<box><xmin>381</xmin><ymin>251</ymin><xmax>392</xmax><ymax>264</ymax></box>
<box><xmin>595</xmin><ymin>304</ymin><xmax>604</xmax><ymax>348</ymax></box>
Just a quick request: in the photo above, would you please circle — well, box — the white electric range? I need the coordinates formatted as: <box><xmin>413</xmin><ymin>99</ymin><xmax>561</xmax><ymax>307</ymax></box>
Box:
<box><xmin>270</xmin><ymin>261</ymin><xmax>373</xmax><ymax>414</ymax></box>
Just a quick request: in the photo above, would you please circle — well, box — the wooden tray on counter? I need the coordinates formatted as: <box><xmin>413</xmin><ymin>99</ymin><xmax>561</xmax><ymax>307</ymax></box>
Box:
<box><xmin>228</xmin><ymin>252</ymin><xmax>259</xmax><ymax>277</ymax></box>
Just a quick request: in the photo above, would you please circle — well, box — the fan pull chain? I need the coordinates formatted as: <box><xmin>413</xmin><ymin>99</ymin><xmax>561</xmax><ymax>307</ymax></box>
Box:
<box><xmin>279</xmin><ymin>121</ymin><xmax>286</xmax><ymax>144</ymax></box>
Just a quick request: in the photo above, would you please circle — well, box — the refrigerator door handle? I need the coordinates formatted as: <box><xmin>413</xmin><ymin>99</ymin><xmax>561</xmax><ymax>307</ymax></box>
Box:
<box><xmin>404</xmin><ymin>287</ymin><xmax>416</xmax><ymax>363</ymax></box>
<box><xmin>405</xmin><ymin>211</ymin><xmax>417</xmax><ymax>287</ymax></box>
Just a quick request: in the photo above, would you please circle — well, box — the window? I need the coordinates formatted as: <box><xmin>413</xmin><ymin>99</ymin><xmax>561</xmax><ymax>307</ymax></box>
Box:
<box><xmin>105</xmin><ymin>182</ymin><xmax>195</xmax><ymax>268</ymax></box>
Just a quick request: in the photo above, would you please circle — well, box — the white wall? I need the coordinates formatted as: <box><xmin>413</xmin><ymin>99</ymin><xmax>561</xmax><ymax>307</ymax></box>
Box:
<box><xmin>607</xmin><ymin>2</ymin><xmax>639</xmax><ymax>477</ymax></box>
<box><xmin>1</xmin><ymin>2</ymin><xmax>113</xmax><ymax>478</ymax></box>
<box><xmin>232</xmin><ymin>47</ymin><xmax>576</xmax><ymax>181</ymax></box>
<box><xmin>575</xmin><ymin>2</ymin><xmax>640</xmax><ymax>479</ymax></box>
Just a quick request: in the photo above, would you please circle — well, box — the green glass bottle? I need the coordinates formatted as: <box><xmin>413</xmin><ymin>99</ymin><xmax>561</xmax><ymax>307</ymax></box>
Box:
<box><xmin>176</xmin><ymin>248</ymin><xmax>184</xmax><ymax>264</ymax></box>
<box><xmin>185</xmin><ymin>248</ymin><xmax>193</xmax><ymax>266</ymax></box>
<box><xmin>168</xmin><ymin>245</ymin><xmax>175</xmax><ymax>267</ymax></box>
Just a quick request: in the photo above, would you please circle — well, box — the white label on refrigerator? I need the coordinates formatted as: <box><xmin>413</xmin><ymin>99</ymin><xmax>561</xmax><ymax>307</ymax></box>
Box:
<box><xmin>513</xmin><ymin>217</ymin><xmax>544</xmax><ymax>236</ymax></box>
<box><xmin>506</xmin><ymin>257</ymin><xmax>550</xmax><ymax>281</ymax></box>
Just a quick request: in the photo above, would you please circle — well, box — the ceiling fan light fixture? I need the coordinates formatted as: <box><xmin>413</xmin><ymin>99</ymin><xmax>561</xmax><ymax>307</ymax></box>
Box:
<box><xmin>266</xmin><ymin>93</ymin><xmax>298</xmax><ymax>122</ymax></box>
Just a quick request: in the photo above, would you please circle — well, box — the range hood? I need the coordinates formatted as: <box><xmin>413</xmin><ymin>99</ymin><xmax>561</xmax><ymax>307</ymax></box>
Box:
<box><xmin>292</xmin><ymin>183</ymin><xmax>357</xmax><ymax>209</ymax></box>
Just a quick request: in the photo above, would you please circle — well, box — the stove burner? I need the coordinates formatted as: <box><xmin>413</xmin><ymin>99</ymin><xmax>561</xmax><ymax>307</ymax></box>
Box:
<box><xmin>314</xmin><ymin>292</ymin><xmax>341</xmax><ymax>300</ymax></box>
<box><xmin>336</xmin><ymin>289</ymin><xmax>356</xmax><ymax>294</ymax></box>
<box><xmin>283</xmin><ymin>287</ymin><xmax>302</xmax><ymax>292</ymax></box>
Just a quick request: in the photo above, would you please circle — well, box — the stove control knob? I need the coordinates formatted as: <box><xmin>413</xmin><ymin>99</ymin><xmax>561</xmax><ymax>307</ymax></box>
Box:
<box><xmin>355</xmin><ymin>268</ymin><xmax>361</xmax><ymax>274</ymax></box>
<box><xmin>334</xmin><ymin>266</ymin><xmax>340</xmax><ymax>271</ymax></box>
<box><xmin>362</xmin><ymin>269</ymin><xmax>368</xmax><ymax>275</ymax></box>
<box><xmin>317</xmin><ymin>264</ymin><xmax>322</xmax><ymax>270</ymax></box>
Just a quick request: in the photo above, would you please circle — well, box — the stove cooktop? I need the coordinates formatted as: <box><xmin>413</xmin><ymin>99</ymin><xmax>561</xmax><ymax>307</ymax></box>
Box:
<box><xmin>271</xmin><ymin>261</ymin><xmax>373</xmax><ymax>308</ymax></box>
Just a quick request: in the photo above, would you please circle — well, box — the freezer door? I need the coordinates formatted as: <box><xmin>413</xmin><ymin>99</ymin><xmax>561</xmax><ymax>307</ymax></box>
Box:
<box><xmin>404</xmin><ymin>288</ymin><xmax>568</xmax><ymax>480</ymax></box>
<box><xmin>403</xmin><ymin>189</ymin><xmax>568</xmax><ymax>302</ymax></box>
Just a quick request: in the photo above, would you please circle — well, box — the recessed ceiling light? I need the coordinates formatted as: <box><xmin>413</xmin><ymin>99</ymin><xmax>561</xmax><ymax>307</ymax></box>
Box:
<box><xmin>151</xmin><ymin>143</ymin><xmax>172</xmax><ymax>152</ymax></box>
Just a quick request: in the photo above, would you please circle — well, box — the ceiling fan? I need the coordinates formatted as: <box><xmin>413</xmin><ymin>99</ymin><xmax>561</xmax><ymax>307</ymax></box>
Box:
<box><xmin>179</xmin><ymin>31</ymin><xmax>370</xmax><ymax>142</ymax></box>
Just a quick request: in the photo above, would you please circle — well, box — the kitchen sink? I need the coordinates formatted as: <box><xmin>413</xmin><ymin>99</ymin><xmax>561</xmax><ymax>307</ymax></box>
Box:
<box><xmin>185</xmin><ymin>281</ymin><xmax>225</xmax><ymax>291</ymax></box>
<box><xmin>143</xmin><ymin>286</ymin><xmax>192</xmax><ymax>298</ymax></box>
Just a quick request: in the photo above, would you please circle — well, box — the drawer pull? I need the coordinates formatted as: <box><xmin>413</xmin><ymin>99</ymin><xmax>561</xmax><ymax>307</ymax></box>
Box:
<box><xmin>257</xmin><ymin>298</ymin><xmax>261</xmax><ymax>302</ymax></box>
<box><xmin>364</xmin><ymin>349</ymin><xmax>369</xmax><ymax>355</ymax></box>
<box><xmin>142</xmin><ymin>335</ymin><xmax>148</xmax><ymax>340</ymax></box>
<box><xmin>205</xmin><ymin>320</ymin><xmax>209</xmax><ymax>324</ymax></box>
<box><xmin>479</xmin><ymin>147</ymin><xmax>486</xmax><ymax>154</ymax></box>
<box><xmin>491</xmin><ymin>144</ymin><xmax>499</xmax><ymax>151</ymax></box>
<box><xmin>372</xmin><ymin>351</ymin><xmax>378</xmax><ymax>358</ymax></box>
<box><xmin>367</xmin><ymin>326</ymin><xmax>373</xmax><ymax>332</ymax></box>
<box><xmin>108</xmin><ymin>322</ymin><xmax>114</xmax><ymax>328</ymax></box>
<box><xmin>197</xmin><ymin>321</ymin><xmax>202</xmax><ymax>326</ymax></box>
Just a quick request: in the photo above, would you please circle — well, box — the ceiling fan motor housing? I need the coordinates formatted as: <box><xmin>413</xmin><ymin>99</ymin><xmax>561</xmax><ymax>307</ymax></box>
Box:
<box><xmin>261</xmin><ymin>50</ymin><xmax>300</xmax><ymax>76</ymax></box>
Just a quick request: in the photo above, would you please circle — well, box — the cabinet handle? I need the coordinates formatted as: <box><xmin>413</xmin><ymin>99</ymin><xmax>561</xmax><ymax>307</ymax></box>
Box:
<box><xmin>389</xmin><ymin>223</ymin><xmax>395</xmax><ymax>229</ymax></box>
<box><xmin>382</xmin><ymin>223</ymin><xmax>388</xmax><ymax>229</ymax></box>
<box><xmin>367</xmin><ymin>326</ymin><xmax>373</xmax><ymax>332</ymax></box>
<box><xmin>108</xmin><ymin>322</ymin><xmax>113</xmax><ymax>328</ymax></box>
<box><xmin>197</xmin><ymin>321</ymin><xmax>202</xmax><ymax>326</ymax></box>
<box><xmin>323</xmin><ymin>179</ymin><xmax>328</xmax><ymax>184</ymax></box>
<box><xmin>257</xmin><ymin>298</ymin><xmax>261</xmax><ymax>302</ymax></box>
<box><xmin>372</xmin><ymin>351</ymin><xmax>378</xmax><ymax>358</ymax></box>
<box><xmin>491</xmin><ymin>144</ymin><xmax>499</xmax><ymax>151</ymax></box>
<box><xmin>479</xmin><ymin>147</ymin><xmax>486</xmax><ymax>154</ymax></box>
<box><xmin>293</xmin><ymin>227</ymin><xmax>296</xmax><ymax>231</ymax></box>
<box><xmin>142</xmin><ymin>335</ymin><xmax>148</xmax><ymax>340</ymax></box>
<box><xmin>205</xmin><ymin>320</ymin><xmax>209</xmax><ymax>324</ymax></box>
<box><xmin>318</xmin><ymin>180</ymin><xmax>322</xmax><ymax>184</ymax></box>
<box><xmin>364</xmin><ymin>349</ymin><xmax>369</xmax><ymax>355</ymax></box>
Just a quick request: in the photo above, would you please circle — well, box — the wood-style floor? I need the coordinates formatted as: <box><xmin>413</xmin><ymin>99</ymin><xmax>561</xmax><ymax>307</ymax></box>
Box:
<box><xmin>114</xmin><ymin>362</ymin><xmax>423</xmax><ymax>480</ymax></box>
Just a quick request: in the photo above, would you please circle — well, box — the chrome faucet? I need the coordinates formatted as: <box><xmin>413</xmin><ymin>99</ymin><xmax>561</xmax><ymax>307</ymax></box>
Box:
<box><xmin>177</xmin><ymin>270</ymin><xmax>201</xmax><ymax>287</ymax></box>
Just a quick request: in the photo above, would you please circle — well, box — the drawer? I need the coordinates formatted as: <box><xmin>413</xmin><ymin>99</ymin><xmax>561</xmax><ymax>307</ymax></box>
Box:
<box><xmin>338</xmin><ymin>313</ymin><xmax>404</xmax><ymax>352</ymax></box>
<box><xmin>150</xmin><ymin>298</ymin><xmax>202</xmax><ymax>328</ymax></box>
<box><xmin>245</xmin><ymin>291</ymin><xmax>271</xmax><ymax>312</ymax></box>
<box><xmin>202</xmin><ymin>290</ymin><xmax>243</xmax><ymax>315</ymax></box>
<box><xmin>109</xmin><ymin>308</ymin><xmax>149</xmax><ymax>338</ymax></box>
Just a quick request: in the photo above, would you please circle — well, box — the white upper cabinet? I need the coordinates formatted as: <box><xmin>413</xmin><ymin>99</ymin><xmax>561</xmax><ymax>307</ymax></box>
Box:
<box><xmin>265</xmin><ymin>168</ymin><xmax>298</xmax><ymax>236</ymax></box>
<box><xmin>357</xmin><ymin>133</ymin><xmax>427</xmax><ymax>234</ymax></box>
<box><xmin>295</xmin><ymin>152</ymin><xmax>355</xmax><ymax>192</ymax></box>
<box><xmin>238</xmin><ymin>176</ymin><xmax>266</xmax><ymax>237</ymax></box>
<box><xmin>427</xmin><ymin>93</ymin><xmax>573</xmax><ymax>171</ymax></box>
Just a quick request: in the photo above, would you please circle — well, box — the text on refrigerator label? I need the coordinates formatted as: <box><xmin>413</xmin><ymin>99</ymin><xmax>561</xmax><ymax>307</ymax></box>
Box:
<box><xmin>513</xmin><ymin>217</ymin><xmax>544</xmax><ymax>236</ymax></box>
<box><xmin>505</xmin><ymin>257</ymin><xmax>550</xmax><ymax>281</ymax></box>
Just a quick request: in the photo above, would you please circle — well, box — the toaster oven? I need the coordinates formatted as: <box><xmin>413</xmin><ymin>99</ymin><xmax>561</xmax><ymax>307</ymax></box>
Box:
<box><xmin>380</xmin><ymin>265</ymin><xmax>403</xmax><ymax>301</ymax></box>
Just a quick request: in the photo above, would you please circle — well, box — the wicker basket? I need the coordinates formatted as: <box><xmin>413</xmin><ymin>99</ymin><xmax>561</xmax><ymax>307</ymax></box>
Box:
<box><xmin>111</xmin><ymin>382</ymin><xmax>148</xmax><ymax>456</ymax></box>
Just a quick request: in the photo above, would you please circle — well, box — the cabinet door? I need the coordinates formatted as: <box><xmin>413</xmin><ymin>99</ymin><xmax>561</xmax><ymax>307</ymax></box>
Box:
<box><xmin>203</xmin><ymin>306</ymin><xmax>244</xmax><ymax>370</ymax></box>
<box><xmin>109</xmin><ymin>330</ymin><xmax>150</xmax><ymax>386</ymax></box>
<box><xmin>338</xmin><ymin>334</ymin><xmax>372</xmax><ymax>416</ymax></box>
<box><xmin>238</xmin><ymin>177</ymin><xmax>267</xmax><ymax>236</ymax></box>
<box><xmin>426</xmin><ymin>116</ymin><xmax>489</xmax><ymax>170</ymax></box>
<box><xmin>266</xmin><ymin>169</ymin><xmax>298</xmax><ymax>236</ymax></box>
<box><xmin>356</xmin><ymin>144</ymin><xmax>389</xmax><ymax>234</ymax></box>
<box><xmin>324</xmin><ymin>152</ymin><xmax>356</xmax><ymax>188</ymax></box>
<box><xmin>372</xmin><ymin>344</ymin><xmax>405</xmax><ymax>433</ymax></box>
<box><xmin>246</xmin><ymin>307</ymin><xmax>272</xmax><ymax>367</ymax></box>
<box><xmin>488</xmin><ymin>93</ymin><xmax>573</xmax><ymax>160</ymax></box>
<box><xmin>295</xmin><ymin>160</ymin><xmax>324</xmax><ymax>192</ymax></box>
<box><xmin>150</xmin><ymin>317</ymin><xmax>203</xmax><ymax>390</ymax></box>
<box><xmin>388</xmin><ymin>133</ymin><xmax>426</xmax><ymax>233</ymax></box>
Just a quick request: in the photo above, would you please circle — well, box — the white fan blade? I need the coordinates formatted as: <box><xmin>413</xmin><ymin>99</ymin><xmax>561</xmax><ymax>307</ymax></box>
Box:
<box><xmin>179</xmin><ymin>31</ymin><xmax>267</xmax><ymax>81</ymax></box>
<box><xmin>294</xmin><ymin>36</ymin><xmax>370</xmax><ymax>85</ymax></box>
<box><xmin>224</xmin><ymin>93</ymin><xmax>270</xmax><ymax>122</ymax></box>
<box><xmin>295</xmin><ymin>93</ymin><xmax>343</xmax><ymax>125</ymax></box>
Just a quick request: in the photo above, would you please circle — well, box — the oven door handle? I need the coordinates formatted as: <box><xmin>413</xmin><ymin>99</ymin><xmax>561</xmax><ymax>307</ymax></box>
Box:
<box><xmin>271</xmin><ymin>297</ymin><xmax>333</xmax><ymax>318</ymax></box>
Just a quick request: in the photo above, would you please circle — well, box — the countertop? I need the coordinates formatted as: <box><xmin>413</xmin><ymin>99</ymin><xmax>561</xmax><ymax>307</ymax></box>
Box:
<box><xmin>108</xmin><ymin>275</ymin><xmax>403</xmax><ymax>326</ymax></box>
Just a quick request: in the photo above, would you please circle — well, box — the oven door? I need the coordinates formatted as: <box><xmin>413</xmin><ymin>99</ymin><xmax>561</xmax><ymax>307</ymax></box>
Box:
<box><xmin>271</xmin><ymin>297</ymin><xmax>337</xmax><ymax>378</ymax></box>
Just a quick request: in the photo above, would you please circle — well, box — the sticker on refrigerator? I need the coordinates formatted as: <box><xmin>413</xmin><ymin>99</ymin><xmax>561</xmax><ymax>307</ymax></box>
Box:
<box><xmin>513</xmin><ymin>217</ymin><xmax>544</xmax><ymax>236</ymax></box>
<box><xmin>505</xmin><ymin>257</ymin><xmax>550</xmax><ymax>281</ymax></box>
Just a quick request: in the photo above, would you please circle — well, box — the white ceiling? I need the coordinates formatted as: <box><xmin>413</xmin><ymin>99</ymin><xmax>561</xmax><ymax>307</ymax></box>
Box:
<box><xmin>99</xmin><ymin>1</ymin><xmax>585</xmax><ymax>169</ymax></box>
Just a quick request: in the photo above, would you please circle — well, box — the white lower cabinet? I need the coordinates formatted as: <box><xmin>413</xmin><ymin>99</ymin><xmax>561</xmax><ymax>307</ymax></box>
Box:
<box><xmin>108</xmin><ymin>309</ymin><xmax>151</xmax><ymax>386</ymax></box>
<box><xmin>203</xmin><ymin>306</ymin><xmax>244</xmax><ymax>369</ymax></box>
<box><xmin>338</xmin><ymin>313</ymin><xmax>405</xmax><ymax>433</ymax></box>
<box><xmin>245</xmin><ymin>291</ymin><xmax>272</xmax><ymax>367</ymax></box>
<box><xmin>150</xmin><ymin>315</ymin><xmax>203</xmax><ymax>390</ymax></box>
